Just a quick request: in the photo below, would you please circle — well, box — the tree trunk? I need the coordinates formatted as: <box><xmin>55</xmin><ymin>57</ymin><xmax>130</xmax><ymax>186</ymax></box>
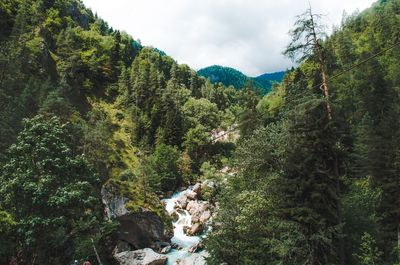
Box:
<box><xmin>309</xmin><ymin>7</ymin><xmax>344</xmax><ymax>265</ymax></box>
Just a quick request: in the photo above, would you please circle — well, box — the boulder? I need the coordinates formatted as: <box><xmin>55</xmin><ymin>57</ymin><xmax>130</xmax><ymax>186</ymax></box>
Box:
<box><xmin>188</xmin><ymin>243</ymin><xmax>204</xmax><ymax>253</ymax></box>
<box><xmin>160</xmin><ymin>245</ymin><xmax>171</xmax><ymax>254</ymax></box>
<box><xmin>177</xmin><ymin>194</ymin><xmax>188</xmax><ymax>209</ymax></box>
<box><xmin>102</xmin><ymin>184</ymin><xmax>171</xmax><ymax>250</ymax></box>
<box><xmin>171</xmin><ymin>243</ymin><xmax>180</xmax><ymax>249</ymax></box>
<box><xmin>199</xmin><ymin>210</ymin><xmax>211</xmax><ymax>223</ymax></box>
<box><xmin>117</xmin><ymin>212</ymin><xmax>170</xmax><ymax>250</ymax></box>
<box><xmin>183</xmin><ymin>225</ymin><xmax>191</xmax><ymax>235</ymax></box>
<box><xmin>113</xmin><ymin>240</ymin><xmax>132</xmax><ymax>255</ymax></box>
<box><xmin>188</xmin><ymin>223</ymin><xmax>203</xmax><ymax>236</ymax></box>
<box><xmin>192</xmin><ymin>183</ymin><xmax>202</xmax><ymax>194</ymax></box>
<box><xmin>101</xmin><ymin>185</ymin><xmax>129</xmax><ymax>220</ymax></box>
<box><xmin>114</xmin><ymin>248</ymin><xmax>167</xmax><ymax>265</ymax></box>
<box><xmin>186</xmin><ymin>201</ymin><xmax>208</xmax><ymax>216</ymax></box>
<box><xmin>191</xmin><ymin>214</ymin><xmax>200</xmax><ymax>224</ymax></box>
<box><xmin>185</xmin><ymin>190</ymin><xmax>197</xmax><ymax>200</ymax></box>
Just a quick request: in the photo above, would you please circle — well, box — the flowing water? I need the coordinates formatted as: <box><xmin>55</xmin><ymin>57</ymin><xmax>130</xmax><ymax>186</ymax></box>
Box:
<box><xmin>163</xmin><ymin>188</ymin><xmax>207</xmax><ymax>265</ymax></box>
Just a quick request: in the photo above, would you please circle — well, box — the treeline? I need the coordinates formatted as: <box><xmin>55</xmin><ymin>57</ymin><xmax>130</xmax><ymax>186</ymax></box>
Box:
<box><xmin>206</xmin><ymin>1</ymin><xmax>400</xmax><ymax>265</ymax></box>
<box><xmin>0</xmin><ymin>0</ymin><xmax>258</xmax><ymax>264</ymax></box>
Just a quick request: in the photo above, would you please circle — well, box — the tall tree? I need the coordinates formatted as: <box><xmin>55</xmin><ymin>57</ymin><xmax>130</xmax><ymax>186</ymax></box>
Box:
<box><xmin>0</xmin><ymin>116</ymin><xmax>103</xmax><ymax>264</ymax></box>
<box><xmin>284</xmin><ymin>7</ymin><xmax>345</xmax><ymax>264</ymax></box>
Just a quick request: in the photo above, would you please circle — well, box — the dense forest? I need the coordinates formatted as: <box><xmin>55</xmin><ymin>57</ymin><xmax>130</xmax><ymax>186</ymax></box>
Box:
<box><xmin>0</xmin><ymin>0</ymin><xmax>259</xmax><ymax>263</ymax></box>
<box><xmin>206</xmin><ymin>1</ymin><xmax>400</xmax><ymax>264</ymax></box>
<box><xmin>0</xmin><ymin>0</ymin><xmax>399</xmax><ymax>265</ymax></box>
<box><xmin>198</xmin><ymin>65</ymin><xmax>285</xmax><ymax>94</ymax></box>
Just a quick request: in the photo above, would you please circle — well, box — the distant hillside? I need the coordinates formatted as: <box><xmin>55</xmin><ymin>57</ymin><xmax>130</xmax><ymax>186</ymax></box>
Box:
<box><xmin>198</xmin><ymin>65</ymin><xmax>285</xmax><ymax>94</ymax></box>
<box><xmin>255</xmin><ymin>71</ymin><xmax>286</xmax><ymax>89</ymax></box>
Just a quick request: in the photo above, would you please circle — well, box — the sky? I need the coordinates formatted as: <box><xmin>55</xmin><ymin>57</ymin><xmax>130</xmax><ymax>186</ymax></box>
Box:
<box><xmin>82</xmin><ymin>0</ymin><xmax>376</xmax><ymax>76</ymax></box>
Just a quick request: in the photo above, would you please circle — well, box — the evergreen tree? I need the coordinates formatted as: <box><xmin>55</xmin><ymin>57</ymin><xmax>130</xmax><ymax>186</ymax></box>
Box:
<box><xmin>0</xmin><ymin>115</ymin><xmax>104</xmax><ymax>264</ymax></box>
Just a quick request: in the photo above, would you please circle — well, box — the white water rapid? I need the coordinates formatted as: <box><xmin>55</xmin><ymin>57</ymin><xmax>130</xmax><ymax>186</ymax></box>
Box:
<box><xmin>162</xmin><ymin>187</ymin><xmax>208</xmax><ymax>265</ymax></box>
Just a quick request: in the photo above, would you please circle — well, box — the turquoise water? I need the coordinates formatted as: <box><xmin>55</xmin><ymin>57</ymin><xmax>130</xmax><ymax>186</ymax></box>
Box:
<box><xmin>163</xmin><ymin>189</ymin><xmax>204</xmax><ymax>265</ymax></box>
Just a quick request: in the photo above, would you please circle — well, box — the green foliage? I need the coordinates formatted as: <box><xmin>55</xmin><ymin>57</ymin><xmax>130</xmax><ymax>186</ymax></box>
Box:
<box><xmin>354</xmin><ymin>233</ymin><xmax>383</xmax><ymax>265</ymax></box>
<box><xmin>0</xmin><ymin>115</ymin><xmax>106</xmax><ymax>264</ymax></box>
<box><xmin>0</xmin><ymin>0</ymin><xmax>258</xmax><ymax>262</ymax></box>
<box><xmin>208</xmin><ymin>2</ymin><xmax>400</xmax><ymax>264</ymax></box>
<box><xmin>4</xmin><ymin>0</ymin><xmax>400</xmax><ymax>264</ymax></box>
<box><xmin>183</xmin><ymin>124</ymin><xmax>211</xmax><ymax>171</ymax></box>
<box><xmin>147</xmin><ymin>144</ymin><xmax>182</xmax><ymax>193</ymax></box>
<box><xmin>183</xmin><ymin>97</ymin><xmax>220</xmax><ymax>131</ymax></box>
<box><xmin>198</xmin><ymin>65</ymin><xmax>285</xmax><ymax>94</ymax></box>
<box><xmin>0</xmin><ymin>210</ymin><xmax>15</xmax><ymax>234</ymax></box>
<box><xmin>342</xmin><ymin>177</ymin><xmax>381</xmax><ymax>264</ymax></box>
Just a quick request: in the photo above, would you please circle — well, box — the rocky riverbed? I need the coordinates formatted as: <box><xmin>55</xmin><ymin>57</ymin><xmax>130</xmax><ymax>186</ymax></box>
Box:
<box><xmin>162</xmin><ymin>182</ymin><xmax>215</xmax><ymax>265</ymax></box>
<box><xmin>106</xmin><ymin>181</ymin><xmax>216</xmax><ymax>265</ymax></box>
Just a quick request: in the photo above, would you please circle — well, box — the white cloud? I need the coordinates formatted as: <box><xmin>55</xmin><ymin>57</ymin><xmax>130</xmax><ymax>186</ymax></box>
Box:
<box><xmin>82</xmin><ymin>0</ymin><xmax>376</xmax><ymax>76</ymax></box>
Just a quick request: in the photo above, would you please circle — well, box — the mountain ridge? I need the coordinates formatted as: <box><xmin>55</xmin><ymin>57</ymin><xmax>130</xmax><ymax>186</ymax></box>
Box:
<box><xmin>198</xmin><ymin>65</ymin><xmax>285</xmax><ymax>94</ymax></box>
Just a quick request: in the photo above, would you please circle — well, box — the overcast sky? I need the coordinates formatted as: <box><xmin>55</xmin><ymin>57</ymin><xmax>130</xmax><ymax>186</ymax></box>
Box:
<box><xmin>82</xmin><ymin>0</ymin><xmax>375</xmax><ymax>76</ymax></box>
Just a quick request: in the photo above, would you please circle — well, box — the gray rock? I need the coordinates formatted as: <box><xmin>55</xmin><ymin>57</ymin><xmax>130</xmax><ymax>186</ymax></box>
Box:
<box><xmin>188</xmin><ymin>243</ymin><xmax>204</xmax><ymax>253</ymax></box>
<box><xmin>177</xmin><ymin>194</ymin><xmax>189</xmax><ymax>209</ymax></box>
<box><xmin>114</xmin><ymin>248</ymin><xmax>167</xmax><ymax>265</ymax></box>
<box><xmin>117</xmin><ymin>212</ymin><xmax>170</xmax><ymax>250</ymax></box>
<box><xmin>191</xmin><ymin>214</ymin><xmax>200</xmax><ymax>224</ymax></box>
<box><xmin>186</xmin><ymin>190</ymin><xmax>197</xmax><ymax>200</ymax></box>
<box><xmin>188</xmin><ymin>223</ymin><xmax>203</xmax><ymax>236</ymax></box>
<box><xmin>192</xmin><ymin>183</ymin><xmax>202</xmax><ymax>194</ymax></box>
<box><xmin>101</xmin><ymin>185</ymin><xmax>130</xmax><ymax>220</ymax></box>
<box><xmin>199</xmin><ymin>210</ymin><xmax>211</xmax><ymax>223</ymax></box>
<box><xmin>186</xmin><ymin>201</ymin><xmax>208</xmax><ymax>216</ymax></box>
<box><xmin>160</xmin><ymin>245</ymin><xmax>171</xmax><ymax>254</ymax></box>
<box><xmin>113</xmin><ymin>240</ymin><xmax>132</xmax><ymax>255</ymax></box>
<box><xmin>102</xmin><ymin>184</ymin><xmax>170</xmax><ymax>250</ymax></box>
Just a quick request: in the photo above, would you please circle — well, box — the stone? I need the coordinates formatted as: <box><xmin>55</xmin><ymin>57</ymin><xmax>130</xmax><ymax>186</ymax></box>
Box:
<box><xmin>160</xmin><ymin>245</ymin><xmax>171</xmax><ymax>254</ymax></box>
<box><xmin>114</xmin><ymin>248</ymin><xmax>167</xmax><ymax>265</ymax></box>
<box><xmin>101</xmin><ymin>184</ymin><xmax>171</xmax><ymax>250</ymax></box>
<box><xmin>192</xmin><ymin>183</ymin><xmax>201</xmax><ymax>194</ymax></box>
<box><xmin>188</xmin><ymin>243</ymin><xmax>204</xmax><ymax>253</ymax></box>
<box><xmin>177</xmin><ymin>194</ymin><xmax>188</xmax><ymax>209</ymax></box>
<box><xmin>171</xmin><ymin>243</ymin><xmax>179</xmax><ymax>249</ymax></box>
<box><xmin>188</xmin><ymin>223</ymin><xmax>203</xmax><ymax>236</ymax></box>
<box><xmin>183</xmin><ymin>225</ymin><xmax>191</xmax><ymax>235</ymax></box>
<box><xmin>199</xmin><ymin>210</ymin><xmax>211</xmax><ymax>223</ymax></box>
<box><xmin>191</xmin><ymin>214</ymin><xmax>200</xmax><ymax>224</ymax></box>
<box><xmin>113</xmin><ymin>240</ymin><xmax>132</xmax><ymax>255</ymax></box>
<box><xmin>186</xmin><ymin>201</ymin><xmax>208</xmax><ymax>216</ymax></box>
<box><xmin>186</xmin><ymin>190</ymin><xmax>197</xmax><ymax>200</ymax></box>
<box><xmin>116</xmin><ymin>212</ymin><xmax>170</xmax><ymax>250</ymax></box>
<box><xmin>101</xmin><ymin>185</ymin><xmax>129</xmax><ymax>220</ymax></box>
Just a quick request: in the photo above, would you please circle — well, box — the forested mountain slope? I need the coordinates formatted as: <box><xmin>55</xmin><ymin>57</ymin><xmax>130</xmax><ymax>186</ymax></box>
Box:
<box><xmin>206</xmin><ymin>0</ymin><xmax>400</xmax><ymax>264</ymax></box>
<box><xmin>1</xmin><ymin>0</ymin><xmax>400</xmax><ymax>264</ymax></box>
<box><xmin>198</xmin><ymin>65</ymin><xmax>285</xmax><ymax>93</ymax></box>
<box><xmin>0</xmin><ymin>0</ymin><xmax>259</xmax><ymax>263</ymax></box>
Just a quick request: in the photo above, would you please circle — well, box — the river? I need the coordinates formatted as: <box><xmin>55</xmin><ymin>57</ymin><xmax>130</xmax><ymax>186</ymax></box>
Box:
<box><xmin>162</xmin><ymin>187</ymin><xmax>209</xmax><ymax>265</ymax></box>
